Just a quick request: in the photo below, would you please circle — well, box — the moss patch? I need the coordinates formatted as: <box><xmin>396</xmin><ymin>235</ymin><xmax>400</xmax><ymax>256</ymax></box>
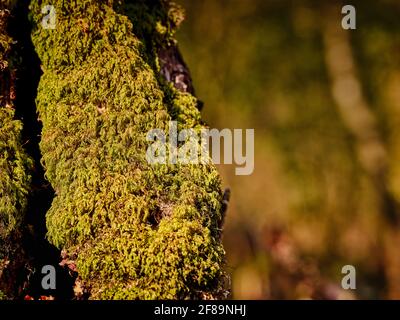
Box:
<box><xmin>0</xmin><ymin>1</ymin><xmax>33</xmax><ymax>298</ymax></box>
<box><xmin>30</xmin><ymin>0</ymin><xmax>227</xmax><ymax>299</ymax></box>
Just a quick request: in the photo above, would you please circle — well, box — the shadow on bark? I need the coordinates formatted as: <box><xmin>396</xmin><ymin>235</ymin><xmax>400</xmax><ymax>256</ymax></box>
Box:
<box><xmin>6</xmin><ymin>0</ymin><xmax>74</xmax><ymax>300</ymax></box>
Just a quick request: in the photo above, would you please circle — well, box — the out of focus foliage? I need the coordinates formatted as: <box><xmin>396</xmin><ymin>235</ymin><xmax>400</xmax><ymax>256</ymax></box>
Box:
<box><xmin>177</xmin><ymin>0</ymin><xmax>400</xmax><ymax>299</ymax></box>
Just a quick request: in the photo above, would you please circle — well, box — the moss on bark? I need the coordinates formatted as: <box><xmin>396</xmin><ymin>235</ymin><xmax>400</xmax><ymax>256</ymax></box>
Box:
<box><xmin>30</xmin><ymin>0</ymin><xmax>227</xmax><ymax>299</ymax></box>
<box><xmin>0</xmin><ymin>0</ymin><xmax>33</xmax><ymax>299</ymax></box>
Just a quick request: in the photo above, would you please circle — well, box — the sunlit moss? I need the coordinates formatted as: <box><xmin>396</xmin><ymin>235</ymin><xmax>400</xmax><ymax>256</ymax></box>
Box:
<box><xmin>30</xmin><ymin>0</ymin><xmax>226</xmax><ymax>299</ymax></box>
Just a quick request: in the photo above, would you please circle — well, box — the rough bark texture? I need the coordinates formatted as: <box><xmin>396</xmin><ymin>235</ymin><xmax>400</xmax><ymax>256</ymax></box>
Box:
<box><xmin>29</xmin><ymin>0</ymin><xmax>228</xmax><ymax>299</ymax></box>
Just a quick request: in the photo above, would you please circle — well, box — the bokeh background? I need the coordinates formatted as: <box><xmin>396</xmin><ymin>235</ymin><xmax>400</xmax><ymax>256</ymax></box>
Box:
<box><xmin>176</xmin><ymin>0</ymin><xmax>400</xmax><ymax>299</ymax></box>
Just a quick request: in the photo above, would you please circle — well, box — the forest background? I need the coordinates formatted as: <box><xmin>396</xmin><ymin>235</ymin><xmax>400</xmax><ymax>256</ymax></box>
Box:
<box><xmin>177</xmin><ymin>0</ymin><xmax>400</xmax><ymax>299</ymax></box>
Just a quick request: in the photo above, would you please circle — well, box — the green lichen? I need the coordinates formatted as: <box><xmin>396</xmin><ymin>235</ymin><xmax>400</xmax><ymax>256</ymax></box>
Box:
<box><xmin>30</xmin><ymin>0</ymin><xmax>227</xmax><ymax>299</ymax></box>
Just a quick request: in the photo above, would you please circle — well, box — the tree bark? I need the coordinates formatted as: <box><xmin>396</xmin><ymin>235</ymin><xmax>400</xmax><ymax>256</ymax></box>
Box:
<box><xmin>27</xmin><ymin>0</ymin><xmax>228</xmax><ymax>299</ymax></box>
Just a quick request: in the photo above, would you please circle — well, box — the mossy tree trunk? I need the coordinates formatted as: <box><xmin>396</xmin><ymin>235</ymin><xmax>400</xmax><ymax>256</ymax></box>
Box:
<box><xmin>26</xmin><ymin>0</ymin><xmax>228</xmax><ymax>299</ymax></box>
<box><xmin>0</xmin><ymin>0</ymin><xmax>33</xmax><ymax>300</ymax></box>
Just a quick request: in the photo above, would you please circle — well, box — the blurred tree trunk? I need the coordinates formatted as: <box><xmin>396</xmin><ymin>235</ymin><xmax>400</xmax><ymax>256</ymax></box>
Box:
<box><xmin>322</xmin><ymin>4</ymin><xmax>400</xmax><ymax>299</ymax></box>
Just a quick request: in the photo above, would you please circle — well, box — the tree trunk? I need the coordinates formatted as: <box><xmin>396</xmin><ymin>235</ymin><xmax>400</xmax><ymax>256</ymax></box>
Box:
<box><xmin>26</xmin><ymin>0</ymin><xmax>228</xmax><ymax>299</ymax></box>
<box><xmin>322</xmin><ymin>3</ymin><xmax>400</xmax><ymax>299</ymax></box>
<box><xmin>0</xmin><ymin>0</ymin><xmax>33</xmax><ymax>299</ymax></box>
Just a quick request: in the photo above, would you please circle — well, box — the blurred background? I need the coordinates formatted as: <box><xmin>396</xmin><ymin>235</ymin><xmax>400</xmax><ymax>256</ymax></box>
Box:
<box><xmin>176</xmin><ymin>0</ymin><xmax>400</xmax><ymax>299</ymax></box>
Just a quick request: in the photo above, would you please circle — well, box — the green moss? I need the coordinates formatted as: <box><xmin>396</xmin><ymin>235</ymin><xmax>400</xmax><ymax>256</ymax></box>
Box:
<box><xmin>30</xmin><ymin>0</ymin><xmax>227</xmax><ymax>299</ymax></box>
<box><xmin>0</xmin><ymin>0</ymin><xmax>32</xmax><ymax>248</ymax></box>
<box><xmin>0</xmin><ymin>290</ymin><xmax>7</xmax><ymax>300</ymax></box>
<box><xmin>0</xmin><ymin>108</ymin><xmax>32</xmax><ymax>238</ymax></box>
<box><xmin>0</xmin><ymin>2</ymin><xmax>33</xmax><ymax>299</ymax></box>
<box><xmin>122</xmin><ymin>0</ymin><xmax>184</xmax><ymax>43</ymax></box>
